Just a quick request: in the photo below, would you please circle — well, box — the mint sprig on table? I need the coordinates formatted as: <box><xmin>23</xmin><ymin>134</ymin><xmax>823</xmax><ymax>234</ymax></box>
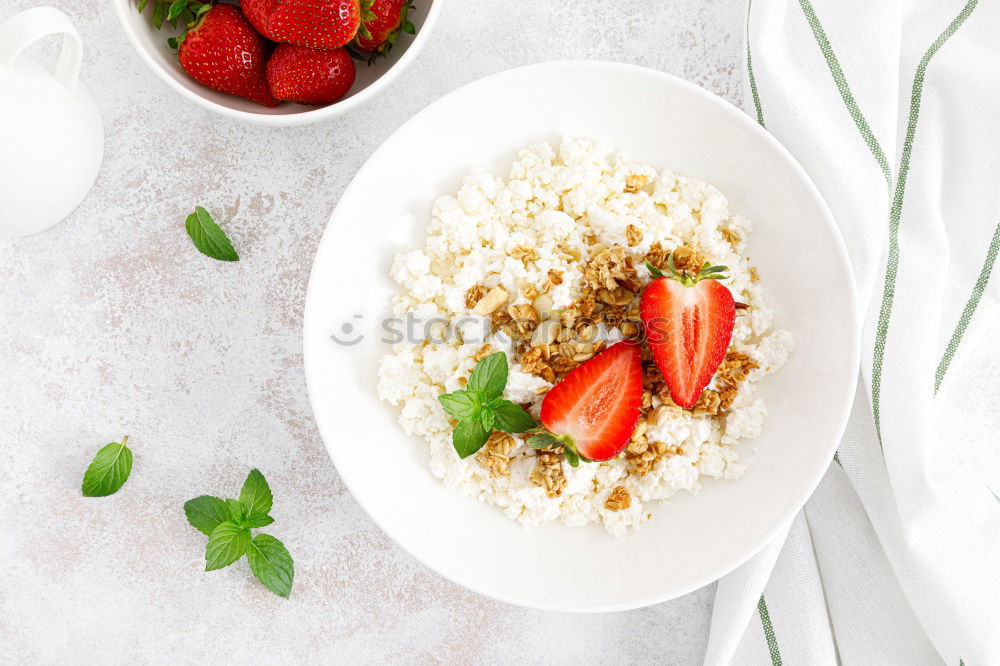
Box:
<box><xmin>438</xmin><ymin>352</ymin><xmax>536</xmax><ymax>458</ymax></box>
<box><xmin>185</xmin><ymin>206</ymin><xmax>239</xmax><ymax>262</ymax></box>
<box><xmin>184</xmin><ymin>469</ymin><xmax>294</xmax><ymax>598</ymax></box>
<box><xmin>81</xmin><ymin>435</ymin><xmax>134</xmax><ymax>496</ymax></box>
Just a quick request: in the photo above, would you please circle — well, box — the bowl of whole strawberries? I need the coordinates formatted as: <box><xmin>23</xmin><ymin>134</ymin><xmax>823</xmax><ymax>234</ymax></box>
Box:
<box><xmin>114</xmin><ymin>0</ymin><xmax>440</xmax><ymax>125</ymax></box>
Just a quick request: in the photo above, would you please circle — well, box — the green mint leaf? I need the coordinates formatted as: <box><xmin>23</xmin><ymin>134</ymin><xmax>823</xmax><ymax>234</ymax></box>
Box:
<box><xmin>564</xmin><ymin>447</ymin><xmax>580</xmax><ymax>467</ymax></box>
<box><xmin>479</xmin><ymin>408</ymin><xmax>495</xmax><ymax>432</ymax></box>
<box><xmin>244</xmin><ymin>514</ymin><xmax>275</xmax><ymax>528</ymax></box>
<box><xmin>452</xmin><ymin>418</ymin><xmax>490</xmax><ymax>458</ymax></box>
<box><xmin>247</xmin><ymin>534</ymin><xmax>294</xmax><ymax>598</ymax></box>
<box><xmin>437</xmin><ymin>390</ymin><xmax>481</xmax><ymax>421</ymax></box>
<box><xmin>183</xmin><ymin>495</ymin><xmax>229</xmax><ymax>535</ymax></box>
<box><xmin>81</xmin><ymin>437</ymin><xmax>133</xmax><ymax>497</ymax></box>
<box><xmin>239</xmin><ymin>468</ymin><xmax>273</xmax><ymax>518</ymax></box>
<box><xmin>138</xmin><ymin>0</ymin><xmax>149</xmax><ymax>13</ymax></box>
<box><xmin>185</xmin><ymin>206</ymin><xmax>239</xmax><ymax>262</ymax></box>
<box><xmin>166</xmin><ymin>0</ymin><xmax>186</xmax><ymax>20</ymax></box>
<box><xmin>205</xmin><ymin>521</ymin><xmax>250</xmax><ymax>571</ymax></box>
<box><xmin>467</xmin><ymin>352</ymin><xmax>507</xmax><ymax>399</ymax></box>
<box><xmin>527</xmin><ymin>433</ymin><xmax>559</xmax><ymax>450</ymax></box>
<box><xmin>151</xmin><ymin>0</ymin><xmax>165</xmax><ymax>28</ymax></box>
<box><xmin>492</xmin><ymin>400</ymin><xmax>536</xmax><ymax>433</ymax></box>
<box><xmin>225</xmin><ymin>498</ymin><xmax>246</xmax><ymax>523</ymax></box>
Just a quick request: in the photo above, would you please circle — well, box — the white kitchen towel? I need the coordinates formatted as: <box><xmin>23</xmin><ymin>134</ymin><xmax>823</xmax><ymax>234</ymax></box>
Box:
<box><xmin>705</xmin><ymin>0</ymin><xmax>1000</xmax><ymax>663</ymax></box>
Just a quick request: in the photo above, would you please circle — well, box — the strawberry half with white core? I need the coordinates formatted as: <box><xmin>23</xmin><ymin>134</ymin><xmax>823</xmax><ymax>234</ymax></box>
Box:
<box><xmin>536</xmin><ymin>342</ymin><xmax>643</xmax><ymax>464</ymax></box>
<box><xmin>640</xmin><ymin>254</ymin><xmax>736</xmax><ymax>409</ymax></box>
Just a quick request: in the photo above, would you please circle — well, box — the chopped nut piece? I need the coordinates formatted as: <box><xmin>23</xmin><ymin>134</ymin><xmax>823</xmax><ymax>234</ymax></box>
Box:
<box><xmin>750</xmin><ymin>267</ymin><xmax>760</xmax><ymax>283</ymax></box>
<box><xmin>548</xmin><ymin>269</ymin><xmax>564</xmax><ymax>285</ymax></box>
<box><xmin>530</xmin><ymin>452</ymin><xmax>566</xmax><ymax>497</ymax></box>
<box><xmin>598</xmin><ymin>286</ymin><xmax>634</xmax><ymax>306</ymax></box>
<box><xmin>646</xmin><ymin>241</ymin><xmax>668</xmax><ymax>269</ymax></box>
<box><xmin>604</xmin><ymin>486</ymin><xmax>632</xmax><ymax>511</ymax></box>
<box><xmin>521</xmin><ymin>347</ymin><xmax>555</xmax><ymax>383</ymax></box>
<box><xmin>465</xmin><ymin>285</ymin><xmax>486</xmax><ymax>309</ymax></box>
<box><xmin>625</xmin><ymin>224</ymin><xmax>643</xmax><ymax>246</ymax></box>
<box><xmin>620</xmin><ymin>321</ymin><xmax>641</xmax><ymax>339</ymax></box>
<box><xmin>735</xmin><ymin>302</ymin><xmax>751</xmax><ymax>311</ymax></box>
<box><xmin>473</xmin><ymin>344</ymin><xmax>494</xmax><ymax>362</ymax></box>
<box><xmin>641</xmin><ymin>389</ymin><xmax>653</xmax><ymax>410</ymax></box>
<box><xmin>511</xmin><ymin>246</ymin><xmax>539</xmax><ymax>263</ymax></box>
<box><xmin>584</xmin><ymin>245</ymin><xmax>639</xmax><ymax>292</ymax></box>
<box><xmin>549</xmin><ymin>355</ymin><xmax>579</xmax><ymax>375</ymax></box>
<box><xmin>692</xmin><ymin>389</ymin><xmax>721</xmax><ymax>416</ymax></box>
<box><xmin>532</xmin><ymin>293</ymin><xmax>554</xmax><ymax>321</ymax></box>
<box><xmin>472</xmin><ymin>286</ymin><xmax>509</xmax><ymax>315</ymax></box>
<box><xmin>625</xmin><ymin>439</ymin><xmax>675</xmax><ymax>476</ymax></box>
<box><xmin>671</xmin><ymin>245</ymin><xmax>702</xmax><ymax>273</ymax></box>
<box><xmin>720</xmin><ymin>228</ymin><xmax>741</xmax><ymax>246</ymax></box>
<box><xmin>531</xmin><ymin>319</ymin><xmax>561</xmax><ymax>347</ymax></box>
<box><xmin>624</xmin><ymin>174</ymin><xmax>648</xmax><ymax>194</ymax></box>
<box><xmin>509</xmin><ymin>303</ymin><xmax>540</xmax><ymax>335</ymax></box>
<box><xmin>522</xmin><ymin>283</ymin><xmax>540</xmax><ymax>300</ymax></box>
<box><xmin>476</xmin><ymin>431</ymin><xmax>517</xmax><ymax>478</ymax></box>
<box><xmin>458</xmin><ymin>376</ymin><xmax>467</xmax><ymax>387</ymax></box>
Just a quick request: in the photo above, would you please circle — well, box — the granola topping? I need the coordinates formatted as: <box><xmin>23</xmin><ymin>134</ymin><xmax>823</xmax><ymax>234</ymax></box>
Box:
<box><xmin>530</xmin><ymin>451</ymin><xmax>567</xmax><ymax>498</ymax></box>
<box><xmin>604</xmin><ymin>486</ymin><xmax>632</xmax><ymax>511</ymax></box>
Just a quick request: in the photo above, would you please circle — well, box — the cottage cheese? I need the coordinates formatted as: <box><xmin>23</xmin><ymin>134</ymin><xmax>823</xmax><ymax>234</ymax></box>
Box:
<box><xmin>377</xmin><ymin>138</ymin><xmax>794</xmax><ymax>536</ymax></box>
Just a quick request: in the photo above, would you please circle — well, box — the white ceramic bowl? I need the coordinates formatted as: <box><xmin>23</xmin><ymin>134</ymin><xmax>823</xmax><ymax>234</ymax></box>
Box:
<box><xmin>113</xmin><ymin>0</ymin><xmax>441</xmax><ymax>126</ymax></box>
<box><xmin>303</xmin><ymin>62</ymin><xmax>860</xmax><ymax>611</ymax></box>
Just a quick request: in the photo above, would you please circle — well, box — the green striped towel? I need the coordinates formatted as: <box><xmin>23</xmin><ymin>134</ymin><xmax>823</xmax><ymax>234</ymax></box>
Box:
<box><xmin>706</xmin><ymin>0</ymin><xmax>1000</xmax><ymax>663</ymax></box>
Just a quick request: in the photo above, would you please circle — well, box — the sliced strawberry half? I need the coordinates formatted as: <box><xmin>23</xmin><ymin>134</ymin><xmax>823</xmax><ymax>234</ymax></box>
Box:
<box><xmin>538</xmin><ymin>341</ymin><xmax>643</xmax><ymax>463</ymax></box>
<box><xmin>640</xmin><ymin>255</ymin><xmax>735</xmax><ymax>408</ymax></box>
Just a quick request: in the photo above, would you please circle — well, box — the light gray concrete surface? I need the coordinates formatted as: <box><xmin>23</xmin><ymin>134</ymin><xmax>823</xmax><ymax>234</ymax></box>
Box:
<box><xmin>0</xmin><ymin>0</ymin><xmax>745</xmax><ymax>662</ymax></box>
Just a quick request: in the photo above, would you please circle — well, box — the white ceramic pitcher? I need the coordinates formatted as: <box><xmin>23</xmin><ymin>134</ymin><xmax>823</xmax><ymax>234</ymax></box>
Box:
<box><xmin>0</xmin><ymin>7</ymin><xmax>104</xmax><ymax>239</ymax></box>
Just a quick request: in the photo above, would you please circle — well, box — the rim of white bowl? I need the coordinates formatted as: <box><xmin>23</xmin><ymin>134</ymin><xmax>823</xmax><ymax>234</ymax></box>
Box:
<box><xmin>302</xmin><ymin>61</ymin><xmax>862</xmax><ymax>612</ymax></box>
<box><xmin>112</xmin><ymin>0</ymin><xmax>443</xmax><ymax>127</ymax></box>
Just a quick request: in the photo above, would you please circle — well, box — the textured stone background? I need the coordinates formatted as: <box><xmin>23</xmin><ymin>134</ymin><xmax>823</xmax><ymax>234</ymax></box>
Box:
<box><xmin>3</xmin><ymin>0</ymin><xmax>999</xmax><ymax>663</ymax></box>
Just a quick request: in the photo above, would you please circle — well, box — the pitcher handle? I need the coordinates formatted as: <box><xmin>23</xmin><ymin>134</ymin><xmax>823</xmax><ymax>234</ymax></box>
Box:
<box><xmin>0</xmin><ymin>7</ymin><xmax>83</xmax><ymax>93</ymax></box>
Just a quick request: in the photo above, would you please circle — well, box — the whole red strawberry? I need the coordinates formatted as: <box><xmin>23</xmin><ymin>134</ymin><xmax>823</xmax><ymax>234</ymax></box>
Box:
<box><xmin>176</xmin><ymin>4</ymin><xmax>277</xmax><ymax>107</ymax></box>
<box><xmin>243</xmin><ymin>0</ymin><xmax>374</xmax><ymax>49</ymax></box>
<box><xmin>354</xmin><ymin>0</ymin><xmax>415</xmax><ymax>58</ymax></box>
<box><xmin>538</xmin><ymin>342</ymin><xmax>643</xmax><ymax>463</ymax></box>
<box><xmin>640</xmin><ymin>253</ymin><xmax>736</xmax><ymax>408</ymax></box>
<box><xmin>267</xmin><ymin>45</ymin><xmax>356</xmax><ymax>105</ymax></box>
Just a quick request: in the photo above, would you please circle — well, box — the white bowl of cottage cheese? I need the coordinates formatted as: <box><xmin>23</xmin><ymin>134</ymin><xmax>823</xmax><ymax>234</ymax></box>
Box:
<box><xmin>303</xmin><ymin>61</ymin><xmax>859</xmax><ymax>611</ymax></box>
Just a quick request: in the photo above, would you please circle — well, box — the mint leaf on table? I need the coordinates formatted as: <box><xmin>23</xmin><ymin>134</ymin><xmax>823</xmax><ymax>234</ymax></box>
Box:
<box><xmin>205</xmin><ymin>521</ymin><xmax>251</xmax><ymax>571</ymax></box>
<box><xmin>185</xmin><ymin>206</ymin><xmax>239</xmax><ymax>262</ymax></box>
<box><xmin>81</xmin><ymin>436</ymin><xmax>133</xmax><ymax>497</ymax></box>
<box><xmin>183</xmin><ymin>495</ymin><xmax>229</xmax><ymax>535</ymax></box>
<box><xmin>239</xmin><ymin>468</ymin><xmax>273</xmax><ymax>518</ymax></box>
<box><xmin>184</xmin><ymin>469</ymin><xmax>293</xmax><ymax>597</ymax></box>
<box><xmin>244</xmin><ymin>514</ymin><xmax>275</xmax><ymax>528</ymax></box>
<box><xmin>438</xmin><ymin>352</ymin><xmax>538</xmax><ymax>458</ymax></box>
<box><xmin>246</xmin><ymin>534</ymin><xmax>294</xmax><ymax>598</ymax></box>
<box><xmin>225</xmin><ymin>498</ymin><xmax>246</xmax><ymax>523</ymax></box>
